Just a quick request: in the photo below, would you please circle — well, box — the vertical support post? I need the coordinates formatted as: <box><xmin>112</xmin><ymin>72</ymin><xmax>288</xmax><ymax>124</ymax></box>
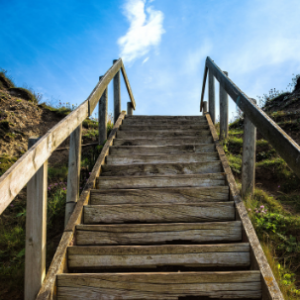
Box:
<box><xmin>113</xmin><ymin>59</ymin><xmax>121</xmax><ymax>124</ymax></box>
<box><xmin>25</xmin><ymin>137</ymin><xmax>47</xmax><ymax>300</ymax></box>
<box><xmin>65</xmin><ymin>124</ymin><xmax>82</xmax><ymax>226</ymax></box>
<box><xmin>127</xmin><ymin>102</ymin><xmax>133</xmax><ymax>116</ymax></box>
<box><xmin>208</xmin><ymin>69</ymin><xmax>215</xmax><ymax>124</ymax></box>
<box><xmin>203</xmin><ymin>101</ymin><xmax>208</xmax><ymax>114</ymax></box>
<box><xmin>241</xmin><ymin>99</ymin><xmax>257</xmax><ymax>198</ymax></box>
<box><xmin>98</xmin><ymin>75</ymin><xmax>108</xmax><ymax>145</ymax></box>
<box><xmin>220</xmin><ymin>71</ymin><xmax>229</xmax><ymax>140</ymax></box>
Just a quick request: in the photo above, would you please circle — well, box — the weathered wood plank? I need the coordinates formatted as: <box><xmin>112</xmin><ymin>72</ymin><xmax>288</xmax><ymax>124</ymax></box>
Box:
<box><xmin>109</xmin><ymin>144</ymin><xmax>216</xmax><ymax>155</ymax></box>
<box><xmin>90</xmin><ymin>186</ymin><xmax>229</xmax><ymax>205</ymax></box>
<box><xmin>117</xmin><ymin>130</ymin><xmax>211</xmax><ymax>139</ymax></box>
<box><xmin>65</xmin><ymin>124</ymin><xmax>82</xmax><ymax>227</ymax></box>
<box><xmin>76</xmin><ymin>221</ymin><xmax>242</xmax><ymax>245</ymax></box>
<box><xmin>113</xmin><ymin>137</ymin><xmax>213</xmax><ymax>146</ymax></box>
<box><xmin>127</xmin><ymin>102</ymin><xmax>133</xmax><ymax>115</ymax></box>
<box><xmin>57</xmin><ymin>271</ymin><xmax>262</xmax><ymax>300</ymax></box>
<box><xmin>120</xmin><ymin>124</ymin><xmax>209</xmax><ymax>131</ymax></box>
<box><xmin>98</xmin><ymin>78</ymin><xmax>108</xmax><ymax>145</ymax></box>
<box><xmin>83</xmin><ymin>202</ymin><xmax>235</xmax><ymax>224</ymax></box>
<box><xmin>97</xmin><ymin>173</ymin><xmax>226</xmax><ymax>189</ymax></box>
<box><xmin>206</xmin><ymin>113</ymin><xmax>283</xmax><ymax>300</ymax></box>
<box><xmin>120</xmin><ymin>62</ymin><xmax>136</xmax><ymax>110</ymax></box>
<box><xmin>25</xmin><ymin>138</ymin><xmax>47</xmax><ymax>300</ymax></box>
<box><xmin>125</xmin><ymin>115</ymin><xmax>206</xmax><ymax>120</ymax></box>
<box><xmin>208</xmin><ymin>68</ymin><xmax>215</xmax><ymax>123</ymax></box>
<box><xmin>106</xmin><ymin>152</ymin><xmax>218</xmax><ymax>165</ymax></box>
<box><xmin>101</xmin><ymin>161</ymin><xmax>222</xmax><ymax>176</ymax></box>
<box><xmin>122</xmin><ymin>120</ymin><xmax>208</xmax><ymax>126</ymax></box>
<box><xmin>113</xmin><ymin>60</ymin><xmax>121</xmax><ymax>123</ymax></box>
<box><xmin>68</xmin><ymin>244</ymin><xmax>250</xmax><ymax>269</ymax></box>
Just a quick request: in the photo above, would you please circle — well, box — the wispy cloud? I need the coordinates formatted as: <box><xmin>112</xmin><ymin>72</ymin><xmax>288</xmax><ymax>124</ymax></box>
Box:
<box><xmin>118</xmin><ymin>0</ymin><xmax>165</xmax><ymax>63</ymax></box>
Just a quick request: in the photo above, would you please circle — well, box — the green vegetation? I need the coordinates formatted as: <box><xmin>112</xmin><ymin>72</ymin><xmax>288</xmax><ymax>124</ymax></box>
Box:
<box><xmin>0</xmin><ymin>69</ymin><xmax>15</xmax><ymax>90</ymax></box>
<box><xmin>0</xmin><ymin>155</ymin><xmax>18</xmax><ymax>176</ymax></box>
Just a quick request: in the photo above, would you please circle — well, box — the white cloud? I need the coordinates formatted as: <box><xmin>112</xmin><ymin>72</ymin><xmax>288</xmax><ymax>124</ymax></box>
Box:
<box><xmin>118</xmin><ymin>0</ymin><xmax>165</xmax><ymax>63</ymax></box>
<box><xmin>142</xmin><ymin>57</ymin><xmax>149</xmax><ymax>63</ymax></box>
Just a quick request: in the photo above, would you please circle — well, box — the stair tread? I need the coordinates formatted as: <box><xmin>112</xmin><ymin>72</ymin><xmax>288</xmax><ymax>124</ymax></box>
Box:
<box><xmin>90</xmin><ymin>186</ymin><xmax>229</xmax><ymax>205</ymax></box>
<box><xmin>56</xmin><ymin>271</ymin><xmax>262</xmax><ymax>299</ymax></box>
<box><xmin>106</xmin><ymin>152</ymin><xmax>219</xmax><ymax>165</ymax></box>
<box><xmin>83</xmin><ymin>202</ymin><xmax>235</xmax><ymax>224</ymax></box>
<box><xmin>67</xmin><ymin>243</ymin><xmax>250</xmax><ymax>269</ymax></box>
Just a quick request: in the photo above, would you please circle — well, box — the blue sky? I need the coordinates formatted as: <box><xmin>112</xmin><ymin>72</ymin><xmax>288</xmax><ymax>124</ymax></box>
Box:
<box><xmin>1</xmin><ymin>0</ymin><xmax>300</xmax><ymax>120</ymax></box>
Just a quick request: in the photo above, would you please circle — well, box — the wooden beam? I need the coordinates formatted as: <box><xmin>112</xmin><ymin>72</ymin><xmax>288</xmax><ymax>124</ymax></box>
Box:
<box><xmin>208</xmin><ymin>69</ymin><xmax>216</xmax><ymax>123</ymax></box>
<box><xmin>113</xmin><ymin>59</ymin><xmax>121</xmax><ymax>124</ymax></box>
<box><xmin>200</xmin><ymin>65</ymin><xmax>208</xmax><ymax>112</ymax></box>
<box><xmin>203</xmin><ymin>101</ymin><xmax>208</xmax><ymax>114</ymax></box>
<box><xmin>98</xmin><ymin>76</ymin><xmax>108</xmax><ymax>145</ymax></box>
<box><xmin>65</xmin><ymin>124</ymin><xmax>82</xmax><ymax>226</ymax></box>
<box><xmin>219</xmin><ymin>71</ymin><xmax>228</xmax><ymax>140</ymax></box>
<box><xmin>241</xmin><ymin>98</ymin><xmax>257</xmax><ymax>197</ymax></box>
<box><xmin>121</xmin><ymin>62</ymin><xmax>136</xmax><ymax>110</ymax></box>
<box><xmin>127</xmin><ymin>102</ymin><xmax>133</xmax><ymax>116</ymax></box>
<box><xmin>206</xmin><ymin>56</ymin><xmax>300</xmax><ymax>179</ymax></box>
<box><xmin>25</xmin><ymin>137</ymin><xmax>47</xmax><ymax>300</ymax></box>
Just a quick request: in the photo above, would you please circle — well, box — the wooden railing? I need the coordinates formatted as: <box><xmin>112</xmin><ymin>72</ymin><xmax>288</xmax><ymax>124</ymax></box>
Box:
<box><xmin>200</xmin><ymin>56</ymin><xmax>300</xmax><ymax>195</ymax></box>
<box><xmin>0</xmin><ymin>58</ymin><xmax>135</xmax><ymax>300</ymax></box>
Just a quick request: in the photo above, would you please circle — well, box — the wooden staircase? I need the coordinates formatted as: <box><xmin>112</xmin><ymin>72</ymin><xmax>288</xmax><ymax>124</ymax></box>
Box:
<box><xmin>56</xmin><ymin>115</ymin><xmax>262</xmax><ymax>299</ymax></box>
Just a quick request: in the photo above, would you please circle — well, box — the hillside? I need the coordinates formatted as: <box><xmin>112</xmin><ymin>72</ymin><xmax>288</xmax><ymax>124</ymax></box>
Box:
<box><xmin>224</xmin><ymin>75</ymin><xmax>300</xmax><ymax>298</ymax></box>
<box><xmin>0</xmin><ymin>71</ymin><xmax>111</xmax><ymax>300</ymax></box>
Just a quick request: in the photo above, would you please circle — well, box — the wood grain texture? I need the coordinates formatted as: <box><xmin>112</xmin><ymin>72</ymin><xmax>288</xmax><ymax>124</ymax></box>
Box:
<box><xmin>68</xmin><ymin>243</ymin><xmax>250</xmax><ymax>269</ymax></box>
<box><xmin>206</xmin><ymin>113</ymin><xmax>283</xmax><ymax>300</ymax></box>
<box><xmin>106</xmin><ymin>152</ymin><xmax>218</xmax><ymax>165</ymax></box>
<box><xmin>122</xmin><ymin>120</ymin><xmax>208</xmax><ymax>126</ymax></box>
<box><xmin>76</xmin><ymin>221</ymin><xmax>242</xmax><ymax>245</ymax></box>
<box><xmin>65</xmin><ymin>124</ymin><xmax>82</xmax><ymax>227</ymax></box>
<box><xmin>101</xmin><ymin>161</ymin><xmax>222</xmax><ymax>176</ymax></box>
<box><xmin>90</xmin><ymin>186</ymin><xmax>229</xmax><ymax>205</ymax></box>
<box><xmin>125</xmin><ymin>115</ymin><xmax>206</xmax><ymax>120</ymax></box>
<box><xmin>109</xmin><ymin>144</ymin><xmax>216</xmax><ymax>155</ymax></box>
<box><xmin>120</xmin><ymin>124</ymin><xmax>209</xmax><ymax>131</ymax></box>
<box><xmin>57</xmin><ymin>271</ymin><xmax>262</xmax><ymax>300</ymax></box>
<box><xmin>113</xmin><ymin>137</ymin><xmax>213</xmax><ymax>146</ymax></box>
<box><xmin>97</xmin><ymin>173</ymin><xmax>226</xmax><ymax>189</ymax></box>
<box><xmin>25</xmin><ymin>146</ymin><xmax>47</xmax><ymax>300</ymax></box>
<box><xmin>117</xmin><ymin>130</ymin><xmax>211</xmax><ymax>139</ymax></box>
<box><xmin>83</xmin><ymin>202</ymin><xmax>235</xmax><ymax>224</ymax></box>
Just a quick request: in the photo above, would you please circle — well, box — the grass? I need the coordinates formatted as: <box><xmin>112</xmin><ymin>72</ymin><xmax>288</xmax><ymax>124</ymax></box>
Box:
<box><xmin>0</xmin><ymin>155</ymin><xmax>18</xmax><ymax>176</ymax></box>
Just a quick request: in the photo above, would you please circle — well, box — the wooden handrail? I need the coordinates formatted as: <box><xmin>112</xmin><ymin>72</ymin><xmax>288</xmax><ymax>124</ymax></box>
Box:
<box><xmin>0</xmin><ymin>58</ymin><xmax>135</xmax><ymax>215</ymax></box>
<box><xmin>200</xmin><ymin>56</ymin><xmax>300</xmax><ymax>179</ymax></box>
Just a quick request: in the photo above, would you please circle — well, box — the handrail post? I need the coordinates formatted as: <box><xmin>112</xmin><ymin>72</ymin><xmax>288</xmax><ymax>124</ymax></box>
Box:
<box><xmin>127</xmin><ymin>102</ymin><xmax>133</xmax><ymax>116</ymax></box>
<box><xmin>220</xmin><ymin>71</ymin><xmax>229</xmax><ymax>140</ymax></box>
<box><xmin>65</xmin><ymin>124</ymin><xmax>82</xmax><ymax>226</ymax></box>
<box><xmin>241</xmin><ymin>98</ymin><xmax>257</xmax><ymax>197</ymax></box>
<box><xmin>203</xmin><ymin>101</ymin><xmax>208</xmax><ymax>114</ymax></box>
<box><xmin>208</xmin><ymin>69</ymin><xmax>215</xmax><ymax>124</ymax></box>
<box><xmin>25</xmin><ymin>137</ymin><xmax>47</xmax><ymax>300</ymax></box>
<box><xmin>113</xmin><ymin>59</ymin><xmax>121</xmax><ymax>123</ymax></box>
<box><xmin>98</xmin><ymin>75</ymin><xmax>108</xmax><ymax>144</ymax></box>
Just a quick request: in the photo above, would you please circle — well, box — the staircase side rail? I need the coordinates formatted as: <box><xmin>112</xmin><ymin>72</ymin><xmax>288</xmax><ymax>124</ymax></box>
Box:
<box><xmin>0</xmin><ymin>58</ymin><xmax>134</xmax><ymax>215</ymax></box>
<box><xmin>200</xmin><ymin>56</ymin><xmax>300</xmax><ymax>179</ymax></box>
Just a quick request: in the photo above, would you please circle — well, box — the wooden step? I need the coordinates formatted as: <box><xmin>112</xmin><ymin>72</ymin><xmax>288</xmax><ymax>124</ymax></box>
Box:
<box><xmin>109</xmin><ymin>144</ymin><xmax>215</xmax><ymax>155</ymax></box>
<box><xmin>101</xmin><ymin>161</ymin><xmax>222</xmax><ymax>176</ymax></box>
<box><xmin>125</xmin><ymin>115</ymin><xmax>206</xmax><ymax>120</ymax></box>
<box><xmin>117</xmin><ymin>130</ymin><xmax>211</xmax><ymax>139</ymax></box>
<box><xmin>113</xmin><ymin>137</ymin><xmax>213</xmax><ymax>146</ymax></box>
<box><xmin>106</xmin><ymin>152</ymin><xmax>218</xmax><ymax>165</ymax></box>
<box><xmin>90</xmin><ymin>186</ymin><xmax>229</xmax><ymax>205</ymax></box>
<box><xmin>76</xmin><ymin>221</ymin><xmax>242</xmax><ymax>245</ymax></box>
<box><xmin>83</xmin><ymin>202</ymin><xmax>235</xmax><ymax>224</ymax></box>
<box><xmin>97</xmin><ymin>173</ymin><xmax>226</xmax><ymax>189</ymax></box>
<box><xmin>67</xmin><ymin>243</ymin><xmax>250</xmax><ymax>270</ymax></box>
<box><xmin>120</xmin><ymin>124</ymin><xmax>209</xmax><ymax>131</ymax></box>
<box><xmin>57</xmin><ymin>271</ymin><xmax>262</xmax><ymax>299</ymax></box>
<box><xmin>122</xmin><ymin>120</ymin><xmax>208</xmax><ymax>127</ymax></box>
